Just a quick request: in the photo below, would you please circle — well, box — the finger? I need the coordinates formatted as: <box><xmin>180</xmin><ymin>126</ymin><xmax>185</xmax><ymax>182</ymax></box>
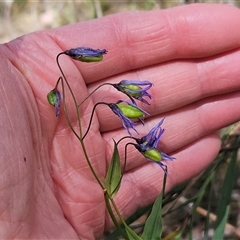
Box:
<box><xmin>47</xmin><ymin>4</ymin><xmax>240</xmax><ymax>82</ymax></box>
<box><xmin>105</xmin><ymin>133</ymin><xmax>220</xmax><ymax>230</ymax></box>
<box><xmin>102</xmin><ymin>91</ymin><xmax>240</xmax><ymax>170</ymax></box>
<box><xmin>3</xmin><ymin>4</ymin><xmax>240</xmax><ymax>121</ymax></box>
<box><xmin>90</xmin><ymin>49</ymin><xmax>240</xmax><ymax>132</ymax></box>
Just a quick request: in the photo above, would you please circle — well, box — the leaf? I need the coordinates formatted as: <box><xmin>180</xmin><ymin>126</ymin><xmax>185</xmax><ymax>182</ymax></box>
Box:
<box><xmin>105</xmin><ymin>205</ymin><xmax>153</xmax><ymax>240</ymax></box>
<box><xmin>188</xmin><ymin>170</ymin><xmax>215</xmax><ymax>239</ymax></box>
<box><xmin>213</xmin><ymin>150</ymin><xmax>237</xmax><ymax>239</ymax></box>
<box><xmin>105</xmin><ymin>140</ymin><xmax>122</xmax><ymax>197</ymax></box>
<box><xmin>141</xmin><ymin>172</ymin><xmax>168</xmax><ymax>240</ymax></box>
<box><xmin>125</xmin><ymin>224</ymin><xmax>143</xmax><ymax>240</ymax></box>
<box><xmin>141</xmin><ymin>190</ymin><xmax>163</xmax><ymax>240</ymax></box>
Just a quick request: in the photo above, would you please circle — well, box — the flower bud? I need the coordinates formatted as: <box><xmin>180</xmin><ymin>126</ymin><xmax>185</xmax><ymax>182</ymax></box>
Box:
<box><xmin>64</xmin><ymin>47</ymin><xmax>107</xmax><ymax>62</ymax></box>
<box><xmin>47</xmin><ymin>88</ymin><xmax>61</xmax><ymax>117</ymax></box>
<box><xmin>116</xmin><ymin>103</ymin><xmax>145</xmax><ymax>119</ymax></box>
<box><xmin>132</xmin><ymin>119</ymin><xmax>175</xmax><ymax>173</ymax></box>
<box><xmin>47</xmin><ymin>90</ymin><xmax>57</xmax><ymax>106</ymax></box>
<box><xmin>113</xmin><ymin>80</ymin><xmax>152</xmax><ymax>105</ymax></box>
<box><xmin>122</xmin><ymin>83</ymin><xmax>142</xmax><ymax>94</ymax></box>
<box><xmin>143</xmin><ymin>149</ymin><xmax>162</xmax><ymax>162</ymax></box>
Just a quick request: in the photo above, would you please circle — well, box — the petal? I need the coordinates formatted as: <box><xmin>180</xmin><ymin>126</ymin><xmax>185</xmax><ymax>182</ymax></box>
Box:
<box><xmin>64</xmin><ymin>47</ymin><xmax>107</xmax><ymax>57</ymax></box>
<box><xmin>161</xmin><ymin>152</ymin><xmax>175</xmax><ymax>161</ymax></box>
<box><xmin>119</xmin><ymin>80</ymin><xmax>153</xmax><ymax>86</ymax></box>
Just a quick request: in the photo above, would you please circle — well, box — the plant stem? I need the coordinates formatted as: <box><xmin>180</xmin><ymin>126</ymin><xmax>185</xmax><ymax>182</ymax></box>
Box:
<box><xmin>57</xmin><ymin>52</ymin><xmax>83</xmax><ymax>137</ymax></box>
<box><xmin>79</xmin><ymin>83</ymin><xmax>113</xmax><ymax>107</ymax></box>
<box><xmin>57</xmin><ymin>53</ymin><xmax>105</xmax><ymax>190</ymax></box>
<box><xmin>81</xmin><ymin>102</ymin><xmax>108</xmax><ymax>140</ymax></box>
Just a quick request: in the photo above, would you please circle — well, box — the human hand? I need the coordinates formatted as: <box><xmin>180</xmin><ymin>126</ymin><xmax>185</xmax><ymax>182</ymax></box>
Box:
<box><xmin>1</xmin><ymin>3</ymin><xmax>240</xmax><ymax>239</ymax></box>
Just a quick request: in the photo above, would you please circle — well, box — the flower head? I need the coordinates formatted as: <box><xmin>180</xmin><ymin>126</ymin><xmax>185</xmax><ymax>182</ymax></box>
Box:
<box><xmin>113</xmin><ymin>80</ymin><xmax>153</xmax><ymax>105</ymax></box>
<box><xmin>133</xmin><ymin>118</ymin><xmax>175</xmax><ymax>173</ymax></box>
<box><xmin>64</xmin><ymin>47</ymin><xmax>107</xmax><ymax>62</ymax></box>
<box><xmin>108</xmin><ymin>101</ymin><xmax>149</xmax><ymax>136</ymax></box>
<box><xmin>47</xmin><ymin>88</ymin><xmax>61</xmax><ymax>117</ymax></box>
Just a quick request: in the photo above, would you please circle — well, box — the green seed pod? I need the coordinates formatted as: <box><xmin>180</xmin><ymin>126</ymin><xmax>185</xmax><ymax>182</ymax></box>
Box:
<box><xmin>117</xmin><ymin>103</ymin><xmax>144</xmax><ymax>119</ymax></box>
<box><xmin>47</xmin><ymin>90</ymin><xmax>57</xmax><ymax>106</ymax></box>
<box><xmin>78</xmin><ymin>55</ymin><xmax>103</xmax><ymax>62</ymax></box>
<box><xmin>144</xmin><ymin>149</ymin><xmax>162</xmax><ymax>162</ymax></box>
<box><xmin>124</xmin><ymin>84</ymin><xmax>141</xmax><ymax>91</ymax></box>
<box><xmin>122</xmin><ymin>84</ymin><xmax>141</xmax><ymax>97</ymax></box>
<box><xmin>47</xmin><ymin>88</ymin><xmax>61</xmax><ymax>117</ymax></box>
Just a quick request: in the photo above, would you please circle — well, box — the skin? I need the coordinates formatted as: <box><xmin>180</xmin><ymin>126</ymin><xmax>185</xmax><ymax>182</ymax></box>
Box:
<box><xmin>1</xmin><ymin>3</ymin><xmax>240</xmax><ymax>239</ymax></box>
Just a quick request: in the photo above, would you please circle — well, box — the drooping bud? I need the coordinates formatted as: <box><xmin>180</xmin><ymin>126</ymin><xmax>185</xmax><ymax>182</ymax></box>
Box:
<box><xmin>132</xmin><ymin>119</ymin><xmax>175</xmax><ymax>173</ymax></box>
<box><xmin>108</xmin><ymin>101</ymin><xmax>149</xmax><ymax>136</ymax></box>
<box><xmin>116</xmin><ymin>103</ymin><xmax>145</xmax><ymax>119</ymax></box>
<box><xmin>47</xmin><ymin>88</ymin><xmax>61</xmax><ymax>117</ymax></box>
<box><xmin>113</xmin><ymin>80</ymin><xmax>153</xmax><ymax>105</ymax></box>
<box><xmin>64</xmin><ymin>47</ymin><xmax>107</xmax><ymax>62</ymax></box>
<box><xmin>143</xmin><ymin>148</ymin><xmax>162</xmax><ymax>162</ymax></box>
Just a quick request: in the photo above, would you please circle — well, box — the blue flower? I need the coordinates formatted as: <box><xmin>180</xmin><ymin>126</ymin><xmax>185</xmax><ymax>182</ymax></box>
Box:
<box><xmin>133</xmin><ymin>118</ymin><xmax>175</xmax><ymax>173</ymax></box>
<box><xmin>113</xmin><ymin>80</ymin><xmax>153</xmax><ymax>105</ymax></box>
<box><xmin>108</xmin><ymin>101</ymin><xmax>149</xmax><ymax>136</ymax></box>
<box><xmin>47</xmin><ymin>88</ymin><xmax>61</xmax><ymax>117</ymax></box>
<box><xmin>64</xmin><ymin>47</ymin><xmax>107</xmax><ymax>62</ymax></box>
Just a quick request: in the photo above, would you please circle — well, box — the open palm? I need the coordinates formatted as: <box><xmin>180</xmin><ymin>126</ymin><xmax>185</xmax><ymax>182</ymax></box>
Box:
<box><xmin>1</xmin><ymin>4</ymin><xmax>240</xmax><ymax>239</ymax></box>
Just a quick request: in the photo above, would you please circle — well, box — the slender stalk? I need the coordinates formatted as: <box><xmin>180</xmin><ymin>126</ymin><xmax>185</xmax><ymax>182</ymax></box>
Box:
<box><xmin>56</xmin><ymin>53</ymin><xmax>105</xmax><ymax>190</ymax></box>
<box><xmin>162</xmin><ymin>167</ymin><xmax>167</xmax><ymax>195</ymax></box>
<box><xmin>59</xmin><ymin>77</ymin><xmax>81</xmax><ymax>142</ymax></box>
<box><xmin>116</xmin><ymin>135</ymin><xmax>132</xmax><ymax>145</ymax></box>
<box><xmin>104</xmin><ymin>194</ymin><xmax>127</xmax><ymax>238</ymax></box>
<box><xmin>56</xmin><ymin>52</ymin><xmax>83</xmax><ymax>137</ymax></box>
<box><xmin>109</xmin><ymin>196</ymin><xmax>130</xmax><ymax>230</ymax></box>
<box><xmin>79</xmin><ymin>83</ymin><xmax>113</xmax><ymax>107</ymax></box>
<box><xmin>81</xmin><ymin>102</ymin><xmax>108</xmax><ymax>140</ymax></box>
<box><xmin>104</xmin><ymin>194</ymin><xmax>119</xmax><ymax>227</ymax></box>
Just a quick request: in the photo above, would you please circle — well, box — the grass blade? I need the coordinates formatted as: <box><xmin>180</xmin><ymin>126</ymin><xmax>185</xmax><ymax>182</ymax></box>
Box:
<box><xmin>141</xmin><ymin>172</ymin><xmax>167</xmax><ymax>239</ymax></box>
<box><xmin>213</xmin><ymin>150</ymin><xmax>237</xmax><ymax>239</ymax></box>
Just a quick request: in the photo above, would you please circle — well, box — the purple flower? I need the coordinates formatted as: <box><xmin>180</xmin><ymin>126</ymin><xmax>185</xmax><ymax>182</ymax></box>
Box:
<box><xmin>113</xmin><ymin>80</ymin><xmax>153</xmax><ymax>105</ymax></box>
<box><xmin>47</xmin><ymin>88</ymin><xmax>61</xmax><ymax>117</ymax></box>
<box><xmin>64</xmin><ymin>47</ymin><xmax>107</xmax><ymax>62</ymax></box>
<box><xmin>133</xmin><ymin>118</ymin><xmax>175</xmax><ymax>173</ymax></box>
<box><xmin>108</xmin><ymin>101</ymin><xmax>149</xmax><ymax>136</ymax></box>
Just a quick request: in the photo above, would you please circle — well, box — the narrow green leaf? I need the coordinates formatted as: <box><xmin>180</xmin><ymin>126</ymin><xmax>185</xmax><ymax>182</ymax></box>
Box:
<box><xmin>189</xmin><ymin>170</ymin><xmax>215</xmax><ymax>240</ymax></box>
<box><xmin>141</xmin><ymin>173</ymin><xmax>167</xmax><ymax>240</ymax></box>
<box><xmin>203</xmin><ymin>173</ymin><xmax>215</xmax><ymax>239</ymax></box>
<box><xmin>125</xmin><ymin>224</ymin><xmax>143</xmax><ymax>240</ymax></box>
<box><xmin>141</xmin><ymin>191</ymin><xmax>163</xmax><ymax>240</ymax></box>
<box><xmin>105</xmin><ymin>140</ymin><xmax>121</xmax><ymax>197</ymax></box>
<box><xmin>213</xmin><ymin>150</ymin><xmax>237</xmax><ymax>239</ymax></box>
<box><xmin>105</xmin><ymin>205</ymin><xmax>153</xmax><ymax>240</ymax></box>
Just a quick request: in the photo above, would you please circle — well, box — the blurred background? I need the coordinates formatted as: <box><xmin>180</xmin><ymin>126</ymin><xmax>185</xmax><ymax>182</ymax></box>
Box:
<box><xmin>0</xmin><ymin>0</ymin><xmax>239</xmax><ymax>43</ymax></box>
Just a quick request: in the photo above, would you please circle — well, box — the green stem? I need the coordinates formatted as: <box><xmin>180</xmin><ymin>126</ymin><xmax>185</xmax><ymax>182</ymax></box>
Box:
<box><xmin>79</xmin><ymin>83</ymin><xmax>113</xmax><ymax>107</ymax></box>
<box><xmin>82</xmin><ymin>102</ymin><xmax>108</xmax><ymax>140</ymax></box>
<box><xmin>105</xmin><ymin>193</ymin><xmax>130</xmax><ymax>240</ymax></box>
<box><xmin>104</xmin><ymin>194</ymin><xmax>121</xmax><ymax>230</ymax></box>
<box><xmin>109</xmin><ymin>196</ymin><xmax>130</xmax><ymax>231</ymax></box>
<box><xmin>57</xmin><ymin>53</ymin><xmax>105</xmax><ymax>190</ymax></box>
<box><xmin>57</xmin><ymin>53</ymin><xmax>83</xmax><ymax>137</ymax></box>
<box><xmin>58</xmin><ymin>77</ymin><xmax>81</xmax><ymax>141</ymax></box>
